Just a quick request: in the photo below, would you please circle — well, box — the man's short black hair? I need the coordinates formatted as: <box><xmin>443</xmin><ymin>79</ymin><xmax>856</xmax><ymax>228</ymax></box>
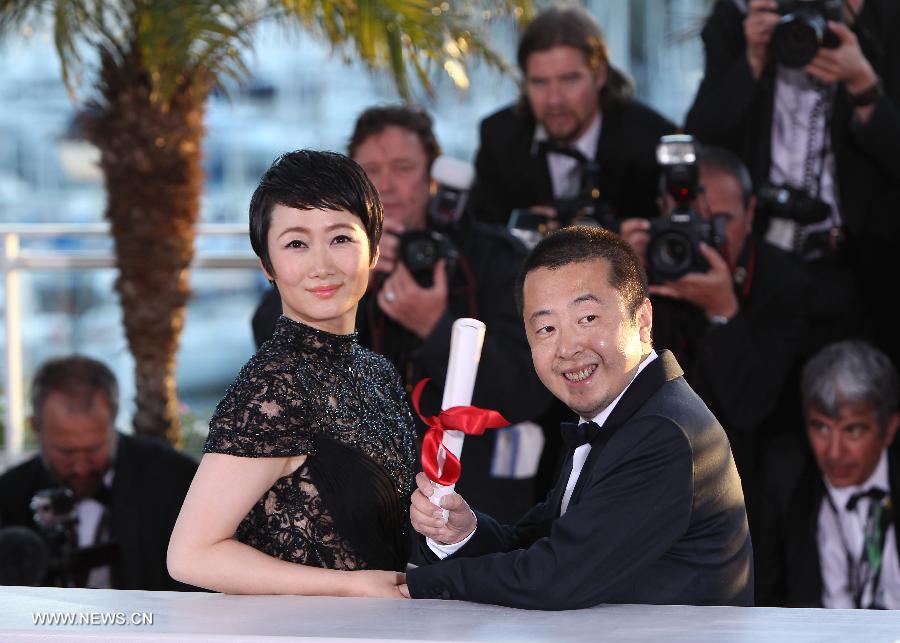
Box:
<box><xmin>31</xmin><ymin>355</ymin><xmax>119</xmax><ymax>428</ymax></box>
<box><xmin>697</xmin><ymin>145</ymin><xmax>754</xmax><ymax>209</ymax></box>
<box><xmin>248</xmin><ymin>150</ymin><xmax>383</xmax><ymax>276</ymax></box>
<box><xmin>515</xmin><ymin>226</ymin><xmax>648</xmax><ymax>317</ymax></box>
<box><xmin>517</xmin><ymin>6</ymin><xmax>633</xmax><ymax>109</ymax></box>
<box><xmin>347</xmin><ymin>104</ymin><xmax>441</xmax><ymax>169</ymax></box>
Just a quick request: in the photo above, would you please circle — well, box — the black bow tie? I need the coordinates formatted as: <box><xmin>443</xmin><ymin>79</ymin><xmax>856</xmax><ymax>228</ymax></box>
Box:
<box><xmin>90</xmin><ymin>483</ymin><xmax>112</xmax><ymax>507</ymax></box>
<box><xmin>846</xmin><ymin>487</ymin><xmax>887</xmax><ymax>512</ymax></box>
<box><xmin>560</xmin><ymin>421</ymin><xmax>602</xmax><ymax>450</ymax></box>
<box><xmin>538</xmin><ymin>140</ymin><xmax>589</xmax><ymax>165</ymax></box>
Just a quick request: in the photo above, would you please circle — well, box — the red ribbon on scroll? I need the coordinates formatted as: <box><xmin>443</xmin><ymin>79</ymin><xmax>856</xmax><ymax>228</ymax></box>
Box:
<box><xmin>411</xmin><ymin>378</ymin><xmax>510</xmax><ymax>486</ymax></box>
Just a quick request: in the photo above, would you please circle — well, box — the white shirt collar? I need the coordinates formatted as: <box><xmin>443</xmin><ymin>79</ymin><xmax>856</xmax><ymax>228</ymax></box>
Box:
<box><xmin>825</xmin><ymin>450</ymin><xmax>890</xmax><ymax>513</ymax></box>
<box><xmin>585</xmin><ymin>350</ymin><xmax>658</xmax><ymax>426</ymax></box>
<box><xmin>532</xmin><ymin>111</ymin><xmax>603</xmax><ymax>160</ymax></box>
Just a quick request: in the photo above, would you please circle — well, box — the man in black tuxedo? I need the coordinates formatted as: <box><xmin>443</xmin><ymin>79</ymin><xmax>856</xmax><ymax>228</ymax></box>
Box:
<box><xmin>755</xmin><ymin>340</ymin><xmax>900</xmax><ymax>608</ymax></box>
<box><xmin>0</xmin><ymin>356</ymin><xmax>197</xmax><ymax>589</ymax></box>
<box><xmin>400</xmin><ymin>226</ymin><xmax>753</xmax><ymax>609</ymax></box>
<box><xmin>467</xmin><ymin>6</ymin><xmax>676</xmax><ymax>229</ymax></box>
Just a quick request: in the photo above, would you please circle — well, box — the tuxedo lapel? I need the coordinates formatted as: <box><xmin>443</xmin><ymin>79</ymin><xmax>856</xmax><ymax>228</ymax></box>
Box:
<box><xmin>604</xmin><ymin>351</ymin><xmax>683</xmax><ymax>429</ymax></box>
<box><xmin>593</xmin><ymin>103</ymin><xmax>623</xmax><ymax>207</ymax></box>
<box><xmin>528</xmin><ymin>141</ymin><xmax>553</xmax><ymax>205</ymax></box>
<box><xmin>594</xmin><ymin>103</ymin><xmax>620</xmax><ymax>168</ymax></box>
<box><xmin>109</xmin><ymin>434</ymin><xmax>141</xmax><ymax>588</ymax></box>
<box><xmin>785</xmin><ymin>458</ymin><xmax>826</xmax><ymax>606</ymax></box>
<box><xmin>569</xmin><ymin>351</ymin><xmax>683</xmax><ymax>506</ymax></box>
<box><xmin>548</xmin><ymin>451</ymin><xmax>575</xmax><ymax>517</ymax></box>
<box><xmin>888</xmin><ymin>445</ymin><xmax>900</xmax><ymax>562</ymax></box>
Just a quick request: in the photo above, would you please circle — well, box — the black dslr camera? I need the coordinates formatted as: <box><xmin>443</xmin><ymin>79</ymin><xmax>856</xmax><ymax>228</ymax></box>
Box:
<box><xmin>29</xmin><ymin>487</ymin><xmax>118</xmax><ymax>586</ymax></box>
<box><xmin>755</xmin><ymin>183</ymin><xmax>831</xmax><ymax>226</ymax></box>
<box><xmin>30</xmin><ymin>488</ymin><xmax>78</xmax><ymax>552</ymax></box>
<box><xmin>647</xmin><ymin>135</ymin><xmax>727</xmax><ymax>283</ymax></box>
<box><xmin>507</xmin><ymin>144</ymin><xmax>614</xmax><ymax>249</ymax></box>
<box><xmin>395</xmin><ymin>155</ymin><xmax>465</xmax><ymax>288</ymax></box>
<box><xmin>771</xmin><ymin>0</ymin><xmax>843</xmax><ymax>68</ymax></box>
<box><xmin>399</xmin><ymin>230</ymin><xmax>459</xmax><ymax>288</ymax></box>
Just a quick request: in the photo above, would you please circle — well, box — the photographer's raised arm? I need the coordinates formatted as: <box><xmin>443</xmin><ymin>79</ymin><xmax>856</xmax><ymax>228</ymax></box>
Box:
<box><xmin>809</xmin><ymin>21</ymin><xmax>900</xmax><ymax>182</ymax></box>
<box><xmin>685</xmin><ymin>1</ymin><xmax>770</xmax><ymax>146</ymax></box>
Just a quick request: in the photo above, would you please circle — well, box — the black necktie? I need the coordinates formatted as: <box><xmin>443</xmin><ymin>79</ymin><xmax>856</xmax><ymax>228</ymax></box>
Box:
<box><xmin>560</xmin><ymin>421</ymin><xmax>602</xmax><ymax>450</ymax></box>
<box><xmin>846</xmin><ymin>488</ymin><xmax>887</xmax><ymax>512</ymax></box>
<box><xmin>843</xmin><ymin>487</ymin><xmax>891</xmax><ymax>608</ymax></box>
<box><xmin>90</xmin><ymin>483</ymin><xmax>112</xmax><ymax>507</ymax></box>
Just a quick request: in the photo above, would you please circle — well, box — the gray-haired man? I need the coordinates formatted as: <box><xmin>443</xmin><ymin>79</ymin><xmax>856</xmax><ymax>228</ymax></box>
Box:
<box><xmin>756</xmin><ymin>340</ymin><xmax>900</xmax><ymax>608</ymax></box>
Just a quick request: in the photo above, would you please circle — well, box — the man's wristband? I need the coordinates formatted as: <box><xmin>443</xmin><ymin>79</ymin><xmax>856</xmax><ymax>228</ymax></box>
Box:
<box><xmin>849</xmin><ymin>80</ymin><xmax>882</xmax><ymax>107</ymax></box>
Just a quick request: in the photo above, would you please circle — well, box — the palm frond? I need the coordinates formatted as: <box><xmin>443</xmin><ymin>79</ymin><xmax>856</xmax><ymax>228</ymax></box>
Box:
<box><xmin>271</xmin><ymin>0</ymin><xmax>534</xmax><ymax>99</ymax></box>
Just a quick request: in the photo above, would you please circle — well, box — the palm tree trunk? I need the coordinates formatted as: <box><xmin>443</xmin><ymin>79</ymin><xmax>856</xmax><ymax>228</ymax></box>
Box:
<box><xmin>85</xmin><ymin>49</ymin><xmax>208</xmax><ymax>444</ymax></box>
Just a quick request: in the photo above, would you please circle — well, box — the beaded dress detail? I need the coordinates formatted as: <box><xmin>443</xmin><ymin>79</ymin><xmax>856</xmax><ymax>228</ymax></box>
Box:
<box><xmin>204</xmin><ymin>316</ymin><xmax>417</xmax><ymax>571</ymax></box>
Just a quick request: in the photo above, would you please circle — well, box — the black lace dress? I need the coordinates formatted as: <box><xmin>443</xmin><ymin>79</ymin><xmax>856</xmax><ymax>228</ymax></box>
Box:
<box><xmin>204</xmin><ymin>316</ymin><xmax>417</xmax><ymax>571</ymax></box>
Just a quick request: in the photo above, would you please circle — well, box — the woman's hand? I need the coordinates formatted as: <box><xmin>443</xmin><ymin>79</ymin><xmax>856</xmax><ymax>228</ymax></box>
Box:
<box><xmin>349</xmin><ymin>570</ymin><xmax>408</xmax><ymax>598</ymax></box>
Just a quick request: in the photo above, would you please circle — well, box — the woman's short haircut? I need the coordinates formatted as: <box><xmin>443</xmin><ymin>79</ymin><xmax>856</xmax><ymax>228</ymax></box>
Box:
<box><xmin>248</xmin><ymin>150</ymin><xmax>383</xmax><ymax>276</ymax></box>
<box><xmin>515</xmin><ymin>225</ymin><xmax>648</xmax><ymax>318</ymax></box>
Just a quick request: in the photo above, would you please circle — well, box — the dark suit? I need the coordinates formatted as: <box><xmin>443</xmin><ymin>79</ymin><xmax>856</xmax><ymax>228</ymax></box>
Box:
<box><xmin>0</xmin><ymin>432</ymin><xmax>197</xmax><ymax>590</ymax></box>
<box><xmin>685</xmin><ymin>0</ymin><xmax>900</xmax><ymax>365</ymax></box>
<box><xmin>406</xmin><ymin>351</ymin><xmax>754</xmax><ymax>609</ymax></box>
<box><xmin>755</xmin><ymin>435</ymin><xmax>900</xmax><ymax>607</ymax></box>
<box><xmin>651</xmin><ymin>237</ymin><xmax>811</xmax><ymax>498</ymax></box>
<box><xmin>467</xmin><ymin>99</ymin><xmax>676</xmax><ymax>227</ymax></box>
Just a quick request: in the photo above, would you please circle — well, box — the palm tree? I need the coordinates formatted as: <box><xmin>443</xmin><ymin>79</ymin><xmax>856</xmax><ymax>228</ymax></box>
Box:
<box><xmin>0</xmin><ymin>0</ymin><xmax>531</xmax><ymax>444</ymax></box>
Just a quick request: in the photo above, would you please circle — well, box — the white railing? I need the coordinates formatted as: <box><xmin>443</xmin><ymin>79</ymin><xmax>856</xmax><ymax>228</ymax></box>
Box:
<box><xmin>0</xmin><ymin>223</ymin><xmax>258</xmax><ymax>464</ymax></box>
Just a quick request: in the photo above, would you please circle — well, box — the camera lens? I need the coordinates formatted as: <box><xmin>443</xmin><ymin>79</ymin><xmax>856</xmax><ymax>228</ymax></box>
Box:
<box><xmin>772</xmin><ymin>13</ymin><xmax>827</xmax><ymax>68</ymax></box>
<box><xmin>650</xmin><ymin>231</ymin><xmax>693</xmax><ymax>280</ymax></box>
<box><xmin>407</xmin><ymin>240</ymin><xmax>436</xmax><ymax>270</ymax></box>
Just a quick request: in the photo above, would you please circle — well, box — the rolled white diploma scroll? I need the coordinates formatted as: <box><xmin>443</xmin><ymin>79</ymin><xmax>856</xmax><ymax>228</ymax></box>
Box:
<box><xmin>429</xmin><ymin>318</ymin><xmax>486</xmax><ymax>520</ymax></box>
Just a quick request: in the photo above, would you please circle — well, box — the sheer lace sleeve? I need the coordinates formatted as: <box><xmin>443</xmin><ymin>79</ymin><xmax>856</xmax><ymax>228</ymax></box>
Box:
<box><xmin>204</xmin><ymin>355</ymin><xmax>313</xmax><ymax>458</ymax></box>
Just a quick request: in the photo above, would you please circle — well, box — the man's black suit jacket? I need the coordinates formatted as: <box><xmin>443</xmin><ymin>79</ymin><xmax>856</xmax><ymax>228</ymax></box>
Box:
<box><xmin>755</xmin><ymin>435</ymin><xmax>900</xmax><ymax>607</ymax></box>
<box><xmin>406</xmin><ymin>351</ymin><xmax>754</xmax><ymax>609</ymax></box>
<box><xmin>0</xmin><ymin>432</ymin><xmax>197</xmax><ymax>590</ymax></box>
<box><xmin>467</xmin><ymin>99</ymin><xmax>676</xmax><ymax>227</ymax></box>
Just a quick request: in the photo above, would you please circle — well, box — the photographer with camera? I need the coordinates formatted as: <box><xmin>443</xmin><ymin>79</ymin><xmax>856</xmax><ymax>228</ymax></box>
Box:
<box><xmin>685</xmin><ymin>0</ymin><xmax>900</xmax><ymax>367</ymax></box>
<box><xmin>621</xmin><ymin>143</ymin><xmax>810</xmax><ymax>499</ymax></box>
<box><xmin>0</xmin><ymin>356</ymin><xmax>197</xmax><ymax>589</ymax></box>
<box><xmin>354</xmin><ymin>106</ymin><xmax>556</xmax><ymax>522</ymax></box>
<box><xmin>252</xmin><ymin>106</ymin><xmax>554</xmax><ymax>522</ymax></box>
<box><xmin>466</xmin><ymin>6</ymin><xmax>675</xmax><ymax>232</ymax></box>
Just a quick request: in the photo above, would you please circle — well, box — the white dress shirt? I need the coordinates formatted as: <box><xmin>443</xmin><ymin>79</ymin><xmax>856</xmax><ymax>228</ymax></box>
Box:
<box><xmin>767</xmin><ymin>66</ymin><xmax>841</xmax><ymax>251</ymax></box>
<box><xmin>533</xmin><ymin>113</ymin><xmax>602</xmax><ymax>200</ymax></box>
<box><xmin>75</xmin><ymin>468</ymin><xmax>115</xmax><ymax>588</ymax></box>
<box><xmin>819</xmin><ymin>451</ymin><xmax>899</xmax><ymax>608</ymax></box>
<box><xmin>428</xmin><ymin>351</ymin><xmax>658</xmax><ymax>559</ymax></box>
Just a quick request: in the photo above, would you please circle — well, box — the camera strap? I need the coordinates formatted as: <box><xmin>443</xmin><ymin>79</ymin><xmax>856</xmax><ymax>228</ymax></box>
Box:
<box><xmin>734</xmin><ymin>240</ymin><xmax>756</xmax><ymax>301</ymax></box>
<box><xmin>802</xmin><ymin>79</ymin><xmax>833</xmax><ymax>204</ymax></box>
